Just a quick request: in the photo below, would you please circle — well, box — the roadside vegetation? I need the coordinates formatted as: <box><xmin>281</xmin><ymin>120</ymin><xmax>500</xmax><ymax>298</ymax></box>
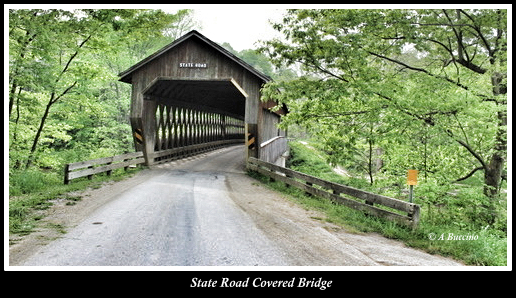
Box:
<box><xmin>253</xmin><ymin>9</ymin><xmax>507</xmax><ymax>266</ymax></box>
<box><xmin>249</xmin><ymin>140</ymin><xmax>507</xmax><ymax>266</ymax></box>
<box><xmin>8</xmin><ymin>166</ymin><xmax>142</xmax><ymax>239</ymax></box>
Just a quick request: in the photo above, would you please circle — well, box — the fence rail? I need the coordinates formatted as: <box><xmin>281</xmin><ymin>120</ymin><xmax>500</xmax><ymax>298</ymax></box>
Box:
<box><xmin>151</xmin><ymin>139</ymin><xmax>244</xmax><ymax>163</ymax></box>
<box><xmin>64</xmin><ymin>151</ymin><xmax>144</xmax><ymax>184</ymax></box>
<box><xmin>247</xmin><ymin>157</ymin><xmax>420</xmax><ymax>228</ymax></box>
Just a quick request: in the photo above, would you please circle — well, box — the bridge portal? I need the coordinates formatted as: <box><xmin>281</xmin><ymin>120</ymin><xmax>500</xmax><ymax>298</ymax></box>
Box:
<box><xmin>119</xmin><ymin>30</ymin><xmax>287</xmax><ymax>165</ymax></box>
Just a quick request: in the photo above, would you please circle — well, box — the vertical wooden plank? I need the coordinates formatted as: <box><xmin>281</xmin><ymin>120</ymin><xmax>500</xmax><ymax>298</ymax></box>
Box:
<box><xmin>143</xmin><ymin>99</ymin><xmax>157</xmax><ymax>165</ymax></box>
<box><xmin>64</xmin><ymin>164</ymin><xmax>70</xmax><ymax>185</ymax></box>
<box><xmin>410</xmin><ymin>204</ymin><xmax>421</xmax><ymax>229</ymax></box>
<box><xmin>178</xmin><ymin>107</ymin><xmax>183</xmax><ymax>147</ymax></box>
<box><xmin>172</xmin><ymin>105</ymin><xmax>178</xmax><ymax>148</ymax></box>
<box><xmin>246</xmin><ymin>123</ymin><xmax>258</xmax><ymax>160</ymax></box>
<box><xmin>200</xmin><ymin>111</ymin><xmax>205</xmax><ymax>145</ymax></box>
<box><xmin>106</xmin><ymin>161</ymin><xmax>112</xmax><ymax>176</ymax></box>
<box><xmin>187</xmin><ymin>108</ymin><xmax>192</xmax><ymax>146</ymax></box>
<box><xmin>195</xmin><ymin>110</ymin><xmax>200</xmax><ymax>145</ymax></box>
<box><xmin>160</xmin><ymin>104</ymin><xmax>166</xmax><ymax>151</ymax></box>
<box><xmin>166</xmin><ymin>104</ymin><xmax>172</xmax><ymax>149</ymax></box>
<box><xmin>87</xmin><ymin>165</ymin><xmax>93</xmax><ymax>180</ymax></box>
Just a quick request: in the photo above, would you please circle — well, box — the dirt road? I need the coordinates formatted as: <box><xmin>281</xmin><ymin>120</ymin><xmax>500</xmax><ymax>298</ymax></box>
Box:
<box><xmin>10</xmin><ymin>145</ymin><xmax>463</xmax><ymax>267</ymax></box>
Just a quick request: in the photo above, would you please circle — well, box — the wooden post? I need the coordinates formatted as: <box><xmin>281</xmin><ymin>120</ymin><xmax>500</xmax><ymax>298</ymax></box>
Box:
<box><xmin>410</xmin><ymin>204</ymin><xmax>421</xmax><ymax>229</ymax></box>
<box><xmin>222</xmin><ymin>115</ymin><xmax>226</xmax><ymax>140</ymax></box>
<box><xmin>246</xmin><ymin>123</ymin><xmax>258</xmax><ymax>160</ymax></box>
<box><xmin>305</xmin><ymin>182</ymin><xmax>313</xmax><ymax>196</ymax></box>
<box><xmin>87</xmin><ymin>165</ymin><xmax>93</xmax><ymax>180</ymax></box>
<box><xmin>64</xmin><ymin>164</ymin><xmax>70</xmax><ymax>185</ymax></box>
<box><xmin>106</xmin><ymin>161</ymin><xmax>112</xmax><ymax>176</ymax></box>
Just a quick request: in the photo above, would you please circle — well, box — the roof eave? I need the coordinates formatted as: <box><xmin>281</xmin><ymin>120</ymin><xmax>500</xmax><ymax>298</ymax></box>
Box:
<box><xmin>118</xmin><ymin>30</ymin><xmax>272</xmax><ymax>84</ymax></box>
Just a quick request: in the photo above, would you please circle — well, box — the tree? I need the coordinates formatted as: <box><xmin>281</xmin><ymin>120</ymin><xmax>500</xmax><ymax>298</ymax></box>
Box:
<box><xmin>259</xmin><ymin>9</ymin><xmax>507</xmax><ymax>204</ymax></box>
<box><xmin>8</xmin><ymin>9</ymin><xmax>185</xmax><ymax>169</ymax></box>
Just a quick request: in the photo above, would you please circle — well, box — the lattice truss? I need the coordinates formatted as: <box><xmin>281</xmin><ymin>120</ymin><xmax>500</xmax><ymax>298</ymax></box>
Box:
<box><xmin>154</xmin><ymin>103</ymin><xmax>245</xmax><ymax>152</ymax></box>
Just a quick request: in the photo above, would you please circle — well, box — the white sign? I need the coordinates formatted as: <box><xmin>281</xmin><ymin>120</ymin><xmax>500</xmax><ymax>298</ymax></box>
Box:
<box><xmin>179</xmin><ymin>62</ymin><xmax>207</xmax><ymax>68</ymax></box>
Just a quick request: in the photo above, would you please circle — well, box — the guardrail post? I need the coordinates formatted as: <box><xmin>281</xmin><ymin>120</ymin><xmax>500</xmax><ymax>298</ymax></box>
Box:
<box><xmin>64</xmin><ymin>164</ymin><xmax>70</xmax><ymax>185</ymax></box>
<box><xmin>410</xmin><ymin>204</ymin><xmax>421</xmax><ymax>229</ymax></box>
<box><xmin>305</xmin><ymin>182</ymin><xmax>313</xmax><ymax>197</ymax></box>
<box><xmin>87</xmin><ymin>165</ymin><xmax>93</xmax><ymax>180</ymax></box>
<box><xmin>106</xmin><ymin>161</ymin><xmax>112</xmax><ymax>176</ymax></box>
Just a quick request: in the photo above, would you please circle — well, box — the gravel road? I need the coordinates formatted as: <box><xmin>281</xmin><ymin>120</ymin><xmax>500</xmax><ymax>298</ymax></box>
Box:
<box><xmin>10</xmin><ymin>145</ymin><xmax>463</xmax><ymax>267</ymax></box>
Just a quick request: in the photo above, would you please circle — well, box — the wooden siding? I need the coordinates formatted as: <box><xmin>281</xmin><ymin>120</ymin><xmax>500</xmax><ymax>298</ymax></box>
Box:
<box><xmin>120</xmin><ymin>30</ymin><xmax>286</xmax><ymax>164</ymax></box>
<box><xmin>128</xmin><ymin>36</ymin><xmax>263</xmax><ymax>124</ymax></box>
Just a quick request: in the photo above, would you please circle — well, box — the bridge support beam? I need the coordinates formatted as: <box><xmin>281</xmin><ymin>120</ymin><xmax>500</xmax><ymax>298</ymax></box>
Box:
<box><xmin>246</xmin><ymin>123</ymin><xmax>258</xmax><ymax>160</ymax></box>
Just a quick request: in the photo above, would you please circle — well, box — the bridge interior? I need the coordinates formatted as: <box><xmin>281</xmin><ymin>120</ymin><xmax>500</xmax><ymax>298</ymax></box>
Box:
<box><xmin>143</xmin><ymin>78</ymin><xmax>246</xmax><ymax>163</ymax></box>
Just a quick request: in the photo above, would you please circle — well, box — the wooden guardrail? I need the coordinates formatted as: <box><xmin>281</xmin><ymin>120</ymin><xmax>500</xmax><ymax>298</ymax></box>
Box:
<box><xmin>247</xmin><ymin>157</ymin><xmax>420</xmax><ymax>228</ymax></box>
<box><xmin>64</xmin><ymin>151</ymin><xmax>144</xmax><ymax>184</ymax></box>
<box><xmin>151</xmin><ymin>139</ymin><xmax>244</xmax><ymax>163</ymax></box>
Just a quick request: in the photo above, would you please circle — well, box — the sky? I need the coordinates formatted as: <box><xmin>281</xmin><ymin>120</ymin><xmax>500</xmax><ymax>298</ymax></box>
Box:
<box><xmin>187</xmin><ymin>5</ymin><xmax>286</xmax><ymax>51</ymax></box>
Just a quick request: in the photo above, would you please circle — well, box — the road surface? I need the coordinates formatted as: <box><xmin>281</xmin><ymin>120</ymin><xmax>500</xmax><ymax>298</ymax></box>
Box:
<box><xmin>11</xmin><ymin>145</ymin><xmax>463</xmax><ymax>267</ymax></box>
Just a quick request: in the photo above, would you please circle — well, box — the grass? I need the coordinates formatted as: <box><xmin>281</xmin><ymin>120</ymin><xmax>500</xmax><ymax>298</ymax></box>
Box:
<box><xmin>247</xmin><ymin>140</ymin><xmax>508</xmax><ymax>266</ymax></box>
<box><xmin>8</xmin><ymin>166</ymin><xmax>143</xmax><ymax>237</ymax></box>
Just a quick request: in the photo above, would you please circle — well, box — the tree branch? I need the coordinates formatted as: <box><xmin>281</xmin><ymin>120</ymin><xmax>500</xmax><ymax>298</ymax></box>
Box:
<box><xmin>453</xmin><ymin>166</ymin><xmax>484</xmax><ymax>183</ymax></box>
<box><xmin>455</xmin><ymin>137</ymin><xmax>487</xmax><ymax>170</ymax></box>
<box><xmin>51</xmin><ymin>81</ymin><xmax>77</xmax><ymax>104</ymax></box>
<box><xmin>367</xmin><ymin>51</ymin><xmax>471</xmax><ymax>91</ymax></box>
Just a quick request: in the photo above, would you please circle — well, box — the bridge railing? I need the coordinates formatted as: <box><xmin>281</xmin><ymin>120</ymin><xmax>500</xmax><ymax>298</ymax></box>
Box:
<box><xmin>64</xmin><ymin>151</ymin><xmax>145</xmax><ymax>184</ymax></box>
<box><xmin>151</xmin><ymin>139</ymin><xmax>244</xmax><ymax>163</ymax></box>
<box><xmin>247</xmin><ymin>157</ymin><xmax>420</xmax><ymax>228</ymax></box>
<box><xmin>259</xmin><ymin>136</ymin><xmax>288</xmax><ymax>164</ymax></box>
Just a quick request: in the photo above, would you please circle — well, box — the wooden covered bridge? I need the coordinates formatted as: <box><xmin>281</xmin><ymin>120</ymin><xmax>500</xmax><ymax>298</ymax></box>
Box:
<box><xmin>118</xmin><ymin>30</ymin><xmax>288</xmax><ymax>166</ymax></box>
<box><xmin>66</xmin><ymin>31</ymin><xmax>420</xmax><ymax>228</ymax></box>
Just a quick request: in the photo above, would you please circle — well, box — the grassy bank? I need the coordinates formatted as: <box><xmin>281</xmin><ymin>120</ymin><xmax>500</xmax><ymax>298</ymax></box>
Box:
<box><xmin>8</xmin><ymin>166</ymin><xmax>142</xmax><ymax>238</ymax></box>
<box><xmin>248</xmin><ymin>140</ymin><xmax>507</xmax><ymax>266</ymax></box>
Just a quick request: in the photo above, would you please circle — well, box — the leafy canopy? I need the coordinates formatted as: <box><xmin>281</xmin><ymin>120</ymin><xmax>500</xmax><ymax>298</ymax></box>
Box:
<box><xmin>259</xmin><ymin>9</ymin><xmax>507</xmax><ymax>190</ymax></box>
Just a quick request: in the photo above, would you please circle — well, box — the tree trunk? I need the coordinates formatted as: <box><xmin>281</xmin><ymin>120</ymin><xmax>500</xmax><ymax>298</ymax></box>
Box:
<box><xmin>25</xmin><ymin>94</ymin><xmax>54</xmax><ymax>169</ymax></box>
<box><xmin>367</xmin><ymin>137</ymin><xmax>374</xmax><ymax>185</ymax></box>
<box><xmin>25</xmin><ymin>81</ymin><xmax>77</xmax><ymax>169</ymax></box>
<box><xmin>483</xmin><ymin>72</ymin><xmax>507</xmax><ymax>199</ymax></box>
<box><xmin>484</xmin><ymin>154</ymin><xmax>504</xmax><ymax>197</ymax></box>
<box><xmin>480</xmin><ymin>72</ymin><xmax>507</xmax><ymax>224</ymax></box>
<box><xmin>484</xmin><ymin>111</ymin><xmax>506</xmax><ymax>199</ymax></box>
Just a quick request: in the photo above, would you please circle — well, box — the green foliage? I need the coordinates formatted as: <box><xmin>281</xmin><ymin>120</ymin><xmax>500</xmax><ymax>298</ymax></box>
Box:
<box><xmin>8</xmin><ymin>9</ymin><xmax>196</xmax><ymax>169</ymax></box>
<box><xmin>9</xmin><ymin>169</ymin><xmax>60</xmax><ymax>196</ymax></box>
<box><xmin>259</xmin><ymin>9</ymin><xmax>507</xmax><ymax>208</ymax></box>
<box><xmin>260</xmin><ymin>141</ymin><xmax>507</xmax><ymax>265</ymax></box>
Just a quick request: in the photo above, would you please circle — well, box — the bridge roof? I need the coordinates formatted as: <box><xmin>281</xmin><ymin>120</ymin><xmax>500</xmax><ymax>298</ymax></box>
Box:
<box><xmin>118</xmin><ymin>30</ymin><xmax>272</xmax><ymax>84</ymax></box>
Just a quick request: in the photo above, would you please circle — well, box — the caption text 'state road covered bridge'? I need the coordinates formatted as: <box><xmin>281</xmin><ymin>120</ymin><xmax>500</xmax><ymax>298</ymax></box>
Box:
<box><xmin>118</xmin><ymin>30</ymin><xmax>288</xmax><ymax>166</ymax></box>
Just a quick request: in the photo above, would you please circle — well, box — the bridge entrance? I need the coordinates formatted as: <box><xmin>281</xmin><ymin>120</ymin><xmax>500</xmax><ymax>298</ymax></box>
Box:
<box><xmin>119</xmin><ymin>30</ymin><xmax>287</xmax><ymax>165</ymax></box>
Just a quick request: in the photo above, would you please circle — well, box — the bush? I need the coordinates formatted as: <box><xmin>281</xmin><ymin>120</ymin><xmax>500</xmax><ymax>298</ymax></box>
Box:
<box><xmin>9</xmin><ymin>168</ymin><xmax>60</xmax><ymax>196</ymax></box>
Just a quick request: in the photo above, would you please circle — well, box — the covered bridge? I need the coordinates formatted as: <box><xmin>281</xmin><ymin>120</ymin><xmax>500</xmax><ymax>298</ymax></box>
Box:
<box><xmin>119</xmin><ymin>30</ymin><xmax>287</xmax><ymax>166</ymax></box>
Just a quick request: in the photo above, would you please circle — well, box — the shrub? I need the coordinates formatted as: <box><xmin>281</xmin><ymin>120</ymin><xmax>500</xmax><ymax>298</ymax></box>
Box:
<box><xmin>9</xmin><ymin>169</ymin><xmax>59</xmax><ymax>196</ymax></box>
